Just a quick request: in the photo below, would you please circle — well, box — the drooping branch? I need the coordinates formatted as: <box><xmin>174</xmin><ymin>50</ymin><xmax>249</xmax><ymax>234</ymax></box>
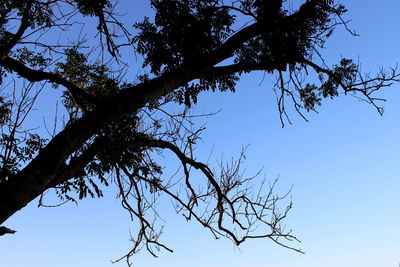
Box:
<box><xmin>109</xmin><ymin>135</ymin><xmax>301</xmax><ymax>264</ymax></box>
<box><xmin>134</xmin><ymin>136</ymin><xmax>301</xmax><ymax>245</ymax></box>
<box><xmin>95</xmin><ymin>7</ymin><xmax>119</xmax><ymax>58</ymax></box>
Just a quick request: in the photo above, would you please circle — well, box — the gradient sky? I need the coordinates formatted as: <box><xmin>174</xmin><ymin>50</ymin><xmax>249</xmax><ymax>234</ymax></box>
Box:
<box><xmin>2</xmin><ymin>1</ymin><xmax>400</xmax><ymax>267</ymax></box>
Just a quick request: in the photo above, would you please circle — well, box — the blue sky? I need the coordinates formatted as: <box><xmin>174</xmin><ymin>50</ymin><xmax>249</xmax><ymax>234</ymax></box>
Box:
<box><xmin>2</xmin><ymin>1</ymin><xmax>400</xmax><ymax>267</ymax></box>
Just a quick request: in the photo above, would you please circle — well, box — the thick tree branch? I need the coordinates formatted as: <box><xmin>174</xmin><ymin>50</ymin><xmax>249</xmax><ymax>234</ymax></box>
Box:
<box><xmin>0</xmin><ymin>1</ymin><xmax>32</xmax><ymax>56</ymax></box>
<box><xmin>0</xmin><ymin>15</ymin><xmax>270</xmax><ymax>225</ymax></box>
<box><xmin>0</xmin><ymin>63</ymin><xmax>200</xmax><ymax>224</ymax></box>
<box><xmin>45</xmin><ymin>138</ymin><xmax>105</xmax><ymax>190</ymax></box>
<box><xmin>206</xmin><ymin>22</ymin><xmax>261</xmax><ymax>66</ymax></box>
<box><xmin>207</xmin><ymin>61</ymin><xmax>275</xmax><ymax>76</ymax></box>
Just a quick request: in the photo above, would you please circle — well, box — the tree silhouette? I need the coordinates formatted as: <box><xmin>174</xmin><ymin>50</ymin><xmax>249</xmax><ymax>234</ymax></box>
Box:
<box><xmin>0</xmin><ymin>0</ymin><xmax>398</xmax><ymax>264</ymax></box>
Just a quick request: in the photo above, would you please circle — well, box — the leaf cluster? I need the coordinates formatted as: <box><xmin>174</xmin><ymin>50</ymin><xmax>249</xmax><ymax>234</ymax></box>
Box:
<box><xmin>73</xmin><ymin>0</ymin><xmax>111</xmax><ymax>16</ymax></box>
<box><xmin>134</xmin><ymin>0</ymin><xmax>234</xmax><ymax>75</ymax></box>
<box><xmin>0</xmin><ymin>133</ymin><xmax>46</xmax><ymax>182</ymax></box>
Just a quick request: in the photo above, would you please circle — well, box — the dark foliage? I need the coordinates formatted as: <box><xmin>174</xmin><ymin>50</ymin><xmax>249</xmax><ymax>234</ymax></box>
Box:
<box><xmin>0</xmin><ymin>0</ymin><xmax>398</xmax><ymax>265</ymax></box>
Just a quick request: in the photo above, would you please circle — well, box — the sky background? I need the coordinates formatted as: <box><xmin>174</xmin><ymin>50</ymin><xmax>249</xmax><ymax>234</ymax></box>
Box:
<box><xmin>2</xmin><ymin>1</ymin><xmax>400</xmax><ymax>267</ymax></box>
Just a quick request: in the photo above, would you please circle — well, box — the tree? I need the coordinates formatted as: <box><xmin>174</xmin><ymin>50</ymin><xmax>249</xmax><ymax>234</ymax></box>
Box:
<box><xmin>0</xmin><ymin>0</ymin><xmax>398</xmax><ymax>264</ymax></box>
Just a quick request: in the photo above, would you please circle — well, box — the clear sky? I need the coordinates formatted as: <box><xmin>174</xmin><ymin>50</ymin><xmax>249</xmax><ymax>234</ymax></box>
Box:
<box><xmin>2</xmin><ymin>1</ymin><xmax>400</xmax><ymax>267</ymax></box>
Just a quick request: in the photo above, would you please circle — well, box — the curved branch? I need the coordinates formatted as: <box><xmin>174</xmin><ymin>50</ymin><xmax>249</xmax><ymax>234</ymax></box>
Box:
<box><xmin>132</xmin><ymin>136</ymin><xmax>299</xmax><ymax>249</ymax></box>
<box><xmin>0</xmin><ymin>56</ymin><xmax>98</xmax><ymax>108</ymax></box>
